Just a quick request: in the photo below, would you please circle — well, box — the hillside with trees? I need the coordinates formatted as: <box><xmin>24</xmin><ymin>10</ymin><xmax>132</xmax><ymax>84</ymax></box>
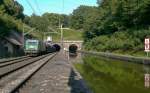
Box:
<box><xmin>0</xmin><ymin>0</ymin><xmax>24</xmax><ymax>37</ymax></box>
<box><xmin>24</xmin><ymin>13</ymin><xmax>71</xmax><ymax>40</ymax></box>
<box><xmin>70</xmin><ymin>5</ymin><xmax>99</xmax><ymax>30</ymax></box>
<box><xmin>70</xmin><ymin>0</ymin><xmax>150</xmax><ymax>56</ymax></box>
<box><xmin>1</xmin><ymin>0</ymin><xmax>150</xmax><ymax>56</ymax></box>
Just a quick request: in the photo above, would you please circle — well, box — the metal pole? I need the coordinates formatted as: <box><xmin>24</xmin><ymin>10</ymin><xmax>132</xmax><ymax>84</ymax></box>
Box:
<box><xmin>44</xmin><ymin>32</ymin><xmax>47</xmax><ymax>41</ymax></box>
<box><xmin>61</xmin><ymin>24</ymin><xmax>63</xmax><ymax>48</ymax></box>
<box><xmin>23</xmin><ymin>24</ymin><xmax>24</xmax><ymax>48</ymax></box>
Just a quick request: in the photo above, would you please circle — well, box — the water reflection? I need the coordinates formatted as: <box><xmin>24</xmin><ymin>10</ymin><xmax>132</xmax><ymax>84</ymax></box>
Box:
<box><xmin>143</xmin><ymin>65</ymin><xmax>150</xmax><ymax>88</ymax></box>
<box><xmin>69</xmin><ymin>52</ymin><xmax>78</xmax><ymax>58</ymax></box>
<box><xmin>70</xmin><ymin>53</ymin><xmax>150</xmax><ymax>93</ymax></box>
<box><xmin>66</xmin><ymin>51</ymin><xmax>83</xmax><ymax>64</ymax></box>
<box><xmin>145</xmin><ymin>74</ymin><xmax>150</xmax><ymax>88</ymax></box>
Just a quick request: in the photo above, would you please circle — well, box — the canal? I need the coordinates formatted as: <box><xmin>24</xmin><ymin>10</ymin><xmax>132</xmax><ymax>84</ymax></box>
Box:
<box><xmin>68</xmin><ymin>52</ymin><xmax>150</xmax><ymax>93</ymax></box>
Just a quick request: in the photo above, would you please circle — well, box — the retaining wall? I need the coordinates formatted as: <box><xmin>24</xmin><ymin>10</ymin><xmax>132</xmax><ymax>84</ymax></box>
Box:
<box><xmin>80</xmin><ymin>51</ymin><xmax>150</xmax><ymax>65</ymax></box>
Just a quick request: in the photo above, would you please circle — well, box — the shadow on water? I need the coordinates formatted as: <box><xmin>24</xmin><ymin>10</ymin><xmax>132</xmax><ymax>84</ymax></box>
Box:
<box><xmin>68</xmin><ymin>68</ymin><xmax>91</xmax><ymax>93</ymax></box>
<box><xmin>65</xmin><ymin>51</ymin><xmax>91</xmax><ymax>93</ymax></box>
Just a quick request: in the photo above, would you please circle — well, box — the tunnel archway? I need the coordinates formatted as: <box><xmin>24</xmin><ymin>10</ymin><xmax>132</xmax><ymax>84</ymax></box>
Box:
<box><xmin>53</xmin><ymin>44</ymin><xmax>61</xmax><ymax>51</ymax></box>
<box><xmin>69</xmin><ymin>44</ymin><xmax>78</xmax><ymax>53</ymax></box>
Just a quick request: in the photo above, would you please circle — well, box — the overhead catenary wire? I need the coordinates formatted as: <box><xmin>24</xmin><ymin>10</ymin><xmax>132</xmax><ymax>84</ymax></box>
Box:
<box><xmin>59</xmin><ymin>0</ymin><xmax>64</xmax><ymax>46</ymax></box>
<box><xmin>25</xmin><ymin>0</ymin><xmax>37</xmax><ymax>15</ymax></box>
<box><xmin>23</xmin><ymin>0</ymin><xmax>41</xmax><ymax>39</ymax></box>
<box><xmin>34</xmin><ymin>0</ymin><xmax>42</xmax><ymax>15</ymax></box>
<box><xmin>59</xmin><ymin>0</ymin><xmax>64</xmax><ymax>27</ymax></box>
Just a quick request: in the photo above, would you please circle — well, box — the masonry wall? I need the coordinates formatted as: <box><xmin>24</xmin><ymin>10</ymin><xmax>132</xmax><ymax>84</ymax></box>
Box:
<box><xmin>0</xmin><ymin>39</ymin><xmax>11</xmax><ymax>58</ymax></box>
<box><xmin>63</xmin><ymin>43</ymin><xmax>82</xmax><ymax>51</ymax></box>
<box><xmin>0</xmin><ymin>38</ymin><xmax>24</xmax><ymax>58</ymax></box>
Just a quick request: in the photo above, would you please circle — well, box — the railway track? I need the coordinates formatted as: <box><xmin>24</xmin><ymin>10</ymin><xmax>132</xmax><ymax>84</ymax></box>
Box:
<box><xmin>0</xmin><ymin>56</ymin><xmax>29</xmax><ymax>64</ymax></box>
<box><xmin>0</xmin><ymin>57</ymin><xmax>32</xmax><ymax>68</ymax></box>
<box><xmin>0</xmin><ymin>53</ymin><xmax>57</xmax><ymax>93</ymax></box>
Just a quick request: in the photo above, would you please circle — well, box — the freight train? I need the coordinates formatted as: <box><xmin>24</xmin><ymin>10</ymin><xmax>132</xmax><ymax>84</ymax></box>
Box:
<box><xmin>24</xmin><ymin>39</ymin><xmax>60</xmax><ymax>56</ymax></box>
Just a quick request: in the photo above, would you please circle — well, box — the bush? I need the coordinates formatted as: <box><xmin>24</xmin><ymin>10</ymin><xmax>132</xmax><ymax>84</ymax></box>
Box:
<box><xmin>0</xmin><ymin>14</ymin><xmax>23</xmax><ymax>37</ymax></box>
<box><xmin>84</xmin><ymin>29</ymin><xmax>149</xmax><ymax>53</ymax></box>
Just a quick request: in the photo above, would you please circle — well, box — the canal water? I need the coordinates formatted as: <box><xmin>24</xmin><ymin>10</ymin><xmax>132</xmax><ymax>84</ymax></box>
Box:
<box><xmin>68</xmin><ymin>52</ymin><xmax>150</xmax><ymax>93</ymax></box>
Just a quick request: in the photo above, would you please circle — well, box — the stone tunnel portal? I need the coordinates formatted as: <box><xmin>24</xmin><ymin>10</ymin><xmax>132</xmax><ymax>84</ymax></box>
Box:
<box><xmin>69</xmin><ymin>44</ymin><xmax>78</xmax><ymax>53</ymax></box>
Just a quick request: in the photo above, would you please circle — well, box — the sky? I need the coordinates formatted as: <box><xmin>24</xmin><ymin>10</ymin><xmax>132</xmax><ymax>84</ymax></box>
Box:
<box><xmin>17</xmin><ymin>0</ymin><xmax>98</xmax><ymax>16</ymax></box>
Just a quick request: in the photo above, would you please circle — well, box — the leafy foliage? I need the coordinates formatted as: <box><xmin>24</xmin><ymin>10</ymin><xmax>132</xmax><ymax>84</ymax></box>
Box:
<box><xmin>0</xmin><ymin>0</ymin><xmax>24</xmax><ymax>37</ymax></box>
<box><xmin>70</xmin><ymin>0</ymin><xmax>150</xmax><ymax>54</ymax></box>
<box><xmin>3</xmin><ymin>0</ymin><xmax>24</xmax><ymax>19</ymax></box>
<box><xmin>42</xmin><ymin>13</ymin><xmax>69</xmax><ymax>27</ymax></box>
<box><xmin>24</xmin><ymin>13</ymin><xmax>70</xmax><ymax>39</ymax></box>
<box><xmin>70</xmin><ymin>5</ymin><xmax>99</xmax><ymax>30</ymax></box>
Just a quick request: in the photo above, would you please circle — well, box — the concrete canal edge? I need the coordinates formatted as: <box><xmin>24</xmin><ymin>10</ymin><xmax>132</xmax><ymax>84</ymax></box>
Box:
<box><xmin>80</xmin><ymin>51</ymin><xmax>150</xmax><ymax>65</ymax></box>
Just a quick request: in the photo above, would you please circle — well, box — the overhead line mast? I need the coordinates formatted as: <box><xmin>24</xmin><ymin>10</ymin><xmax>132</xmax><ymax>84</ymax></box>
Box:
<box><xmin>60</xmin><ymin>0</ymin><xmax>64</xmax><ymax>47</ymax></box>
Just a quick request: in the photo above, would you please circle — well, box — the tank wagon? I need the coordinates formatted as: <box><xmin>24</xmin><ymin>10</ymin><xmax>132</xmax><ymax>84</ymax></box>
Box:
<box><xmin>45</xmin><ymin>41</ymin><xmax>56</xmax><ymax>53</ymax></box>
<box><xmin>53</xmin><ymin>44</ymin><xmax>61</xmax><ymax>51</ymax></box>
<box><xmin>25</xmin><ymin>39</ymin><xmax>46</xmax><ymax>56</ymax></box>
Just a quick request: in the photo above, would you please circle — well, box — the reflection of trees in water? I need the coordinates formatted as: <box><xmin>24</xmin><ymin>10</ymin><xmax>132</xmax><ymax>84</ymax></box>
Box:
<box><xmin>81</xmin><ymin>56</ymin><xmax>149</xmax><ymax>93</ymax></box>
<box><xmin>68</xmin><ymin>52</ymin><xmax>84</xmax><ymax>64</ymax></box>
<box><xmin>143</xmin><ymin>65</ymin><xmax>150</xmax><ymax>74</ymax></box>
<box><xmin>69</xmin><ymin>53</ymin><xmax>77</xmax><ymax>58</ymax></box>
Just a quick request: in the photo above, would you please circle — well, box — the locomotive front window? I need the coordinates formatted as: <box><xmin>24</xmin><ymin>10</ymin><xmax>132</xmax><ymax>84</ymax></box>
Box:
<box><xmin>28</xmin><ymin>42</ymin><xmax>38</xmax><ymax>45</ymax></box>
<box><xmin>25</xmin><ymin>41</ymin><xmax>39</xmax><ymax>50</ymax></box>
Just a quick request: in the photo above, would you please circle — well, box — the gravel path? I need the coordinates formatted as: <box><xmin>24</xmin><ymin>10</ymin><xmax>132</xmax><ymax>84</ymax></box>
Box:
<box><xmin>20</xmin><ymin>51</ymin><xmax>91</xmax><ymax>93</ymax></box>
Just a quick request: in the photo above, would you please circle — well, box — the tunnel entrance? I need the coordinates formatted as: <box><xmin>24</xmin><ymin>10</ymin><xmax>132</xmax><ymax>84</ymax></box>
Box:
<box><xmin>69</xmin><ymin>44</ymin><xmax>78</xmax><ymax>57</ymax></box>
<box><xmin>69</xmin><ymin>44</ymin><xmax>78</xmax><ymax>53</ymax></box>
<box><xmin>53</xmin><ymin>44</ymin><xmax>61</xmax><ymax>51</ymax></box>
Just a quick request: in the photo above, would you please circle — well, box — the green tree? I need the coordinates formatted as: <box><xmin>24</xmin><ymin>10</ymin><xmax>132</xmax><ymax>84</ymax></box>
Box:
<box><xmin>82</xmin><ymin>0</ymin><xmax>150</xmax><ymax>53</ymax></box>
<box><xmin>0</xmin><ymin>0</ymin><xmax>25</xmax><ymax>37</ymax></box>
<box><xmin>70</xmin><ymin>5</ymin><xmax>99</xmax><ymax>30</ymax></box>
<box><xmin>3</xmin><ymin>0</ymin><xmax>24</xmax><ymax>19</ymax></box>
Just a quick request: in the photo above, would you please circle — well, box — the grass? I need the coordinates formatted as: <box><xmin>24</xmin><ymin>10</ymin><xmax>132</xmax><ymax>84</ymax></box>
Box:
<box><xmin>49</xmin><ymin>29</ymin><xmax>83</xmax><ymax>42</ymax></box>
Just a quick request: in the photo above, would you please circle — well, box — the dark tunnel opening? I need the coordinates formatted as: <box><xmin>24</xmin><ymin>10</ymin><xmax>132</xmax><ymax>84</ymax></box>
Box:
<box><xmin>53</xmin><ymin>44</ymin><xmax>61</xmax><ymax>51</ymax></box>
<box><xmin>69</xmin><ymin>44</ymin><xmax>78</xmax><ymax>53</ymax></box>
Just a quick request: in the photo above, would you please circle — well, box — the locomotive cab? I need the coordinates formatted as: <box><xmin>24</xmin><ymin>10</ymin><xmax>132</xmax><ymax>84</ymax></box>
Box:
<box><xmin>25</xmin><ymin>39</ymin><xmax>46</xmax><ymax>56</ymax></box>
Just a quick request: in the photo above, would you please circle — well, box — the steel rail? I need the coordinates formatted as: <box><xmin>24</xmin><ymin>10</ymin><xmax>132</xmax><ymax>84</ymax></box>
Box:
<box><xmin>0</xmin><ymin>53</ymin><xmax>57</xmax><ymax>93</ymax></box>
